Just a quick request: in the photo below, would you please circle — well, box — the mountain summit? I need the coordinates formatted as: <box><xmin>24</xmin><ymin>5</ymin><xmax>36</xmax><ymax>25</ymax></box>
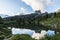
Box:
<box><xmin>56</xmin><ymin>9</ymin><xmax>60</xmax><ymax>13</ymax></box>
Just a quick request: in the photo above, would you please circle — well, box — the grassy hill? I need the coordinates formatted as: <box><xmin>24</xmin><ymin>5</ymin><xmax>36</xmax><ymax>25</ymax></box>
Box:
<box><xmin>0</xmin><ymin>11</ymin><xmax>60</xmax><ymax>39</ymax></box>
<box><xmin>3</xmin><ymin>12</ymin><xmax>60</xmax><ymax>31</ymax></box>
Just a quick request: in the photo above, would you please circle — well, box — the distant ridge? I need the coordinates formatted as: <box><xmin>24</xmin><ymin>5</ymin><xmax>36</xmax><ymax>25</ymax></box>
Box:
<box><xmin>0</xmin><ymin>14</ymin><xmax>9</xmax><ymax>18</ymax></box>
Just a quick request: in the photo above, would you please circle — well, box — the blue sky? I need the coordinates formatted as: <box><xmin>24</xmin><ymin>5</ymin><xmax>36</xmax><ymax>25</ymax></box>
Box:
<box><xmin>0</xmin><ymin>0</ymin><xmax>60</xmax><ymax>16</ymax></box>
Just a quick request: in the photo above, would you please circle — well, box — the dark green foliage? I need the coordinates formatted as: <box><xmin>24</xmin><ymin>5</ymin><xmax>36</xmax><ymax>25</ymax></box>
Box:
<box><xmin>2</xmin><ymin>12</ymin><xmax>60</xmax><ymax>32</ymax></box>
<box><xmin>0</xmin><ymin>16</ymin><xmax>3</xmax><ymax>24</ymax></box>
<box><xmin>0</xmin><ymin>35</ymin><xmax>4</xmax><ymax>40</ymax></box>
<box><xmin>8</xmin><ymin>34</ymin><xmax>35</xmax><ymax>40</ymax></box>
<box><xmin>40</xmin><ymin>33</ymin><xmax>60</xmax><ymax>40</ymax></box>
<box><xmin>1</xmin><ymin>11</ymin><xmax>60</xmax><ymax>39</ymax></box>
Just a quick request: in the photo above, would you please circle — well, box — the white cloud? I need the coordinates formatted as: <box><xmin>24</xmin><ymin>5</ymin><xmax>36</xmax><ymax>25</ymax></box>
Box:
<box><xmin>22</xmin><ymin>0</ymin><xmax>55</xmax><ymax>13</ymax></box>
<box><xmin>6</xmin><ymin>7</ymin><xmax>30</xmax><ymax>16</ymax></box>
<box><xmin>0</xmin><ymin>8</ymin><xmax>9</xmax><ymax>15</ymax></box>
<box><xmin>20</xmin><ymin>7</ymin><xmax>26</xmax><ymax>14</ymax></box>
<box><xmin>0</xmin><ymin>0</ymin><xmax>57</xmax><ymax>16</ymax></box>
<box><xmin>22</xmin><ymin>0</ymin><xmax>45</xmax><ymax>13</ymax></box>
<box><xmin>20</xmin><ymin>7</ymin><xmax>31</xmax><ymax>15</ymax></box>
<box><xmin>8</xmin><ymin>12</ymin><xmax>20</xmax><ymax>16</ymax></box>
<box><xmin>46</xmin><ymin>0</ymin><xmax>54</xmax><ymax>5</ymax></box>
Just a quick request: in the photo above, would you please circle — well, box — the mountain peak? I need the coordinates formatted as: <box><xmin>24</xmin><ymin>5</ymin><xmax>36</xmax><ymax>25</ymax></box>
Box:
<box><xmin>56</xmin><ymin>9</ymin><xmax>60</xmax><ymax>13</ymax></box>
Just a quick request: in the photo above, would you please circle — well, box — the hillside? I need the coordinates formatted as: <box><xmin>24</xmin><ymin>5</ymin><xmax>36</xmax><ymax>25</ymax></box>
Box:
<box><xmin>3</xmin><ymin>11</ymin><xmax>60</xmax><ymax>32</ymax></box>
<box><xmin>0</xmin><ymin>10</ymin><xmax>60</xmax><ymax>39</ymax></box>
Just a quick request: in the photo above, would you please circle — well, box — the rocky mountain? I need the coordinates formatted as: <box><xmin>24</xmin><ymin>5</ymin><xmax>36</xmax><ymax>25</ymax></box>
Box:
<box><xmin>56</xmin><ymin>9</ymin><xmax>60</xmax><ymax>13</ymax></box>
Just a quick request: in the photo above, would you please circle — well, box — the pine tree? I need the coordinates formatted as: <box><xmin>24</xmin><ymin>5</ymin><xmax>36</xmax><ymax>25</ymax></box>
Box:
<box><xmin>0</xmin><ymin>16</ymin><xmax>3</xmax><ymax>24</ymax></box>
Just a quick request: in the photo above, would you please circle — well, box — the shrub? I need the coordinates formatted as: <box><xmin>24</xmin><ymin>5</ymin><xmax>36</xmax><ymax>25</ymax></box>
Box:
<box><xmin>40</xmin><ymin>33</ymin><xmax>60</xmax><ymax>40</ymax></box>
<box><xmin>8</xmin><ymin>34</ymin><xmax>35</xmax><ymax>40</ymax></box>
